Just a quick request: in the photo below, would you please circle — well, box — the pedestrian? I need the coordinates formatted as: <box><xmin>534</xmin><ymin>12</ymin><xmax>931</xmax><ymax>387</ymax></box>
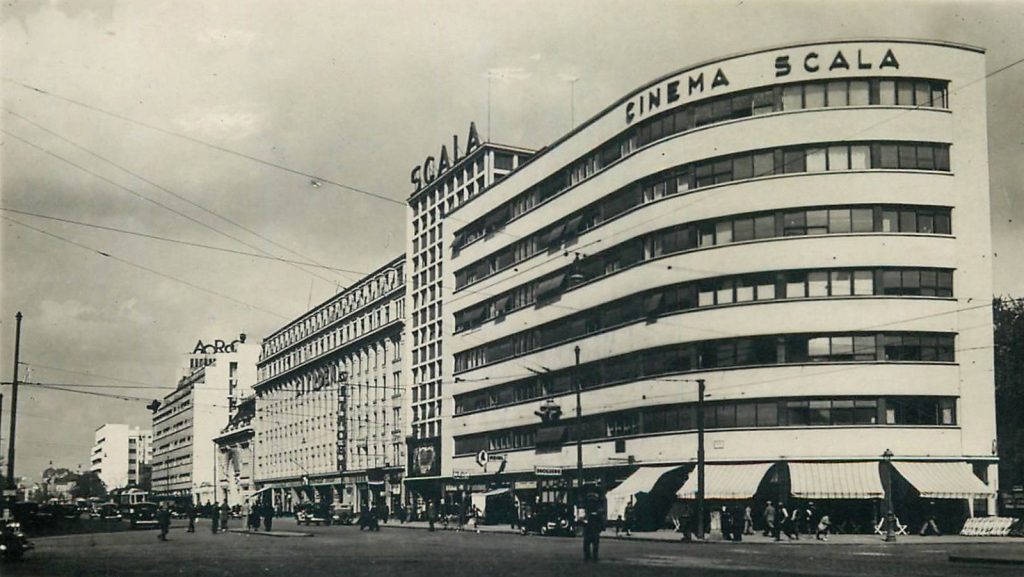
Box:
<box><xmin>743</xmin><ymin>503</ymin><xmax>754</xmax><ymax>535</ymax></box>
<box><xmin>802</xmin><ymin>503</ymin><xmax>816</xmax><ymax>535</ymax></box>
<box><xmin>623</xmin><ymin>497</ymin><xmax>635</xmax><ymax>537</ymax></box>
<box><xmin>220</xmin><ymin>501</ymin><xmax>231</xmax><ymax>532</ymax></box>
<box><xmin>731</xmin><ymin>504</ymin><xmax>745</xmax><ymax>542</ymax></box>
<box><xmin>427</xmin><ymin>501</ymin><xmax>436</xmax><ymax>532</ymax></box>
<box><xmin>678</xmin><ymin>503</ymin><xmax>693</xmax><ymax>542</ymax></box>
<box><xmin>581</xmin><ymin>488</ymin><xmax>605</xmax><ymax>562</ymax></box>
<box><xmin>774</xmin><ymin>502</ymin><xmax>786</xmax><ymax>541</ymax></box>
<box><xmin>186</xmin><ymin>501</ymin><xmax>197</xmax><ymax>533</ymax></box>
<box><xmin>789</xmin><ymin>504</ymin><xmax>801</xmax><ymax>540</ymax></box>
<box><xmin>156</xmin><ymin>503</ymin><xmax>171</xmax><ymax>541</ymax></box>
<box><xmin>762</xmin><ymin>501</ymin><xmax>776</xmax><ymax>537</ymax></box>
<box><xmin>263</xmin><ymin>502</ymin><xmax>275</xmax><ymax>532</ymax></box>
<box><xmin>720</xmin><ymin>506</ymin><xmax>733</xmax><ymax>540</ymax></box>
<box><xmin>919</xmin><ymin>501</ymin><xmax>942</xmax><ymax>536</ymax></box>
<box><xmin>816</xmin><ymin>513</ymin><xmax>831</xmax><ymax>540</ymax></box>
<box><xmin>211</xmin><ymin>501</ymin><xmax>221</xmax><ymax>534</ymax></box>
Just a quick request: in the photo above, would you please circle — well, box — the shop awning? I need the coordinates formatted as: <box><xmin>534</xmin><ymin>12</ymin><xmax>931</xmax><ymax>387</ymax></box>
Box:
<box><xmin>677</xmin><ymin>463</ymin><xmax>773</xmax><ymax>500</ymax></box>
<box><xmin>892</xmin><ymin>461</ymin><xmax>995</xmax><ymax>499</ymax></box>
<box><xmin>789</xmin><ymin>462</ymin><xmax>884</xmax><ymax>499</ymax></box>
<box><xmin>470</xmin><ymin>488</ymin><xmax>510</xmax><ymax>516</ymax></box>
<box><xmin>607</xmin><ymin>466</ymin><xmax>684</xmax><ymax>521</ymax></box>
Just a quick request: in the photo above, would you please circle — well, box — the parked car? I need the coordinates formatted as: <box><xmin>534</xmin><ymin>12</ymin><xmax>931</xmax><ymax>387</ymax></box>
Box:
<box><xmin>98</xmin><ymin>503</ymin><xmax>122</xmax><ymax>521</ymax></box>
<box><xmin>128</xmin><ymin>503</ymin><xmax>159</xmax><ymax>529</ymax></box>
<box><xmin>295</xmin><ymin>503</ymin><xmax>328</xmax><ymax>526</ymax></box>
<box><xmin>331</xmin><ymin>505</ymin><xmax>355</xmax><ymax>526</ymax></box>
<box><xmin>519</xmin><ymin>503</ymin><xmax>575</xmax><ymax>537</ymax></box>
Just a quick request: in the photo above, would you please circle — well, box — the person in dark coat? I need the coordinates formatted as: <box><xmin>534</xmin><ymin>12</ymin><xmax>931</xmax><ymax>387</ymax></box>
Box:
<box><xmin>211</xmin><ymin>501</ymin><xmax>221</xmax><ymax>534</ymax></box>
<box><xmin>427</xmin><ymin>501</ymin><xmax>436</xmax><ymax>532</ymax></box>
<box><xmin>186</xmin><ymin>502</ymin><xmax>197</xmax><ymax>533</ymax></box>
<box><xmin>731</xmin><ymin>504</ymin><xmax>745</xmax><ymax>542</ymax></box>
<box><xmin>262</xmin><ymin>502</ymin><xmax>275</xmax><ymax>532</ymax></box>
<box><xmin>157</xmin><ymin>503</ymin><xmax>172</xmax><ymax>541</ymax></box>
<box><xmin>623</xmin><ymin>498</ymin><xmax>636</xmax><ymax>537</ymax></box>
<box><xmin>581</xmin><ymin>488</ymin><xmax>605</xmax><ymax>562</ymax></box>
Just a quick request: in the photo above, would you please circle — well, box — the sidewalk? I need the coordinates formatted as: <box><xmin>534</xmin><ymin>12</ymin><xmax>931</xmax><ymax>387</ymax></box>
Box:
<box><xmin>383</xmin><ymin>520</ymin><xmax>1023</xmax><ymax>545</ymax></box>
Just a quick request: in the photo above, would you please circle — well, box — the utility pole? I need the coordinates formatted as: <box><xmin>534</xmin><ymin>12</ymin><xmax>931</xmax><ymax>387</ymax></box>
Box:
<box><xmin>6</xmin><ymin>312</ymin><xmax>23</xmax><ymax>497</ymax></box>
<box><xmin>696</xmin><ymin>378</ymin><xmax>706</xmax><ymax>541</ymax></box>
<box><xmin>574</xmin><ymin>346</ymin><xmax>583</xmax><ymax>502</ymax></box>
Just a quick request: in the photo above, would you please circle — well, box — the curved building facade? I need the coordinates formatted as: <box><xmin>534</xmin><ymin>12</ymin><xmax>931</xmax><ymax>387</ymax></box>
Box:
<box><xmin>443</xmin><ymin>39</ymin><xmax>996</xmax><ymax>530</ymax></box>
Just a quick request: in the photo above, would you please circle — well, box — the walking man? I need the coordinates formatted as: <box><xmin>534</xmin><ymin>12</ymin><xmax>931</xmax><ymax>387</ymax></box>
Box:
<box><xmin>427</xmin><ymin>501</ymin><xmax>436</xmax><ymax>532</ymax></box>
<box><xmin>263</xmin><ymin>501</ymin><xmax>275</xmax><ymax>532</ymax></box>
<box><xmin>623</xmin><ymin>498</ymin><xmax>635</xmax><ymax>537</ymax></box>
<box><xmin>581</xmin><ymin>487</ymin><xmax>605</xmax><ymax>563</ymax></box>
<box><xmin>186</xmin><ymin>501</ymin><xmax>197</xmax><ymax>533</ymax></box>
<box><xmin>743</xmin><ymin>503</ymin><xmax>754</xmax><ymax>535</ymax></box>
<box><xmin>762</xmin><ymin>501</ymin><xmax>775</xmax><ymax>537</ymax></box>
<box><xmin>157</xmin><ymin>503</ymin><xmax>171</xmax><ymax>541</ymax></box>
<box><xmin>211</xmin><ymin>501</ymin><xmax>221</xmax><ymax>534</ymax></box>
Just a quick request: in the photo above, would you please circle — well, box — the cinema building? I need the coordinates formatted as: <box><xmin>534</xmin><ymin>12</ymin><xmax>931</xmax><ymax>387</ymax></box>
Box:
<box><xmin>444</xmin><ymin>39</ymin><xmax>997</xmax><ymax>531</ymax></box>
<box><xmin>403</xmin><ymin>124</ymin><xmax>533</xmax><ymax>507</ymax></box>
<box><xmin>254</xmin><ymin>256</ymin><xmax>406</xmax><ymax>514</ymax></box>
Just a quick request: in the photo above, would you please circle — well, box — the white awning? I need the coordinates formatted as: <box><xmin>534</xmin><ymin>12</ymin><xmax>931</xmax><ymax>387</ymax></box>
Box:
<box><xmin>470</xmin><ymin>488</ymin><xmax>510</xmax><ymax>515</ymax></box>
<box><xmin>892</xmin><ymin>461</ymin><xmax>995</xmax><ymax>499</ymax></box>
<box><xmin>606</xmin><ymin>465</ymin><xmax>683</xmax><ymax>521</ymax></box>
<box><xmin>676</xmin><ymin>463</ymin><xmax>773</xmax><ymax>500</ymax></box>
<box><xmin>789</xmin><ymin>462</ymin><xmax>884</xmax><ymax>499</ymax></box>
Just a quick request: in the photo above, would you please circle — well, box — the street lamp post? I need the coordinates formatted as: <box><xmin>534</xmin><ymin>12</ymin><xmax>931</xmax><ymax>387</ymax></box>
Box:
<box><xmin>883</xmin><ymin>448</ymin><xmax>896</xmax><ymax>542</ymax></box>
<box><xmin>574</xmin><ymin>346</ymin><xmax>583</xmax><ymax>501</ymax></box>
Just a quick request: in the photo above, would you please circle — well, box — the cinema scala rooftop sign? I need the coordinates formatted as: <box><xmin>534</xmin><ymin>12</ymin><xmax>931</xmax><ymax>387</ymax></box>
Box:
<box><xmin>624</xmin><ymin>45</ymin><xmax>900</xmax><ymax>126</ymax></box>
<box><xmin>410</xmin><ymin>122</ymin><xmax>481</xmax><ymax>193</ymax></box>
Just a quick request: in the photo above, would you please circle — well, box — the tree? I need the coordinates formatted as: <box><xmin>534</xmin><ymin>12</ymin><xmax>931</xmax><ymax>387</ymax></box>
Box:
<box><xmin>994</xmin><ymin>296</ymin><xmax>1024</xmax><ymax>505</ymax></box>
<box><xmin>72</xmin><ymin>470</ymin><xmax>107</xmax><ymax>500</ymax></box>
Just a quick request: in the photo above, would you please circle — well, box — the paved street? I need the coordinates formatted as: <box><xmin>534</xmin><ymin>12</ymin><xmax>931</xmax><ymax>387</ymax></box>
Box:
<box><xmin>4</xmin><ymin>519</ymin><xmax>1023</xmax><ymax>577</ymax></box>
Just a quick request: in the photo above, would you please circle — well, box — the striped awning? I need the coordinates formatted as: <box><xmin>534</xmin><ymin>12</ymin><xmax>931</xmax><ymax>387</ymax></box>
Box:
<box><xmin>892</xmin><ymin>461</ymin><xmax>995</xmax><ymax>499</ymax></box>
<box><xmin>789</xmin><ymin>462</ymin><xmax>884</xmax><ymax>499</ymax></box>
<box><xmin>676</xmin><ymin>463</ymin><xmax>773</xmax><ymax>500</ymax></box>
<box><xmin>607</xmin><ymin>465</ymin><xmax>684</xmax><ymax>521</ymax></box>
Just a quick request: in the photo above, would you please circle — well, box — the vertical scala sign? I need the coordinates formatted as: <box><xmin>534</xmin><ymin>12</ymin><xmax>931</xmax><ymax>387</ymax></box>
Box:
<box><xmin>336</xmin><ymin>371</ymin><xmax>348</xmax><ymax>472</ymax></box>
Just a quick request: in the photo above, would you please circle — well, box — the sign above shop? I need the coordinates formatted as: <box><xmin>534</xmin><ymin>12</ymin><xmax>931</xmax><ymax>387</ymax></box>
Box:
<box><xmin>535</xmin><ymin>466</ymin><xmax>563</xmax><ymax>477</ymax></box>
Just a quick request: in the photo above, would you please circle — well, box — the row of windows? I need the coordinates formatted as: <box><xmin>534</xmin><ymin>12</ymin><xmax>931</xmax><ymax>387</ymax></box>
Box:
<box><xmin>456</xmin><ymin>265</ymin><xmax>952</xmax><ymax>334</ymax></box>
<box><xmin>453</xmin><ymin>141</ymin><xmax>951</xmax><ymax>289</ymax></box>
<box><xmin>262</xmin><ymin>264</ymin><xmax>403</xmax><ymax>359</ymax></box>
<box><xmin>453</xmin><ymin>331</ymin><xmax>955</xmax><ymax>411</ymax></box>
<box><xmin>453</xmin><ymin>77</ymin><xmax>949</xmax><ymax>250</ymax></box>
<box><xmin>453</xmin><ymin>203</ymin><xmax>952</xmax><ymax>336</ymax></box>
<box><xmin>453</xmin><ymin>395</ymin><xmax>958</xmax><ymax>455</ymax></box>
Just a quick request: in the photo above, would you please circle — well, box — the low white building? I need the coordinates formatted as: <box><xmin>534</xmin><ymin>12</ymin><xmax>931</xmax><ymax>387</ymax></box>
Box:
<box><xmin>90</xmin><ymin>424</ymin><xmax>152</xmax><ymax>490</ymax></box>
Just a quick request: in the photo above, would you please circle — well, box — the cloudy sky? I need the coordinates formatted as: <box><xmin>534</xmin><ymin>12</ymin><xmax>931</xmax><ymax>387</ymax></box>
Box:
<box><xmin>1</xmin><ymin>0</ymin><xmax>1022</xmax><ymax>480</ymax></box>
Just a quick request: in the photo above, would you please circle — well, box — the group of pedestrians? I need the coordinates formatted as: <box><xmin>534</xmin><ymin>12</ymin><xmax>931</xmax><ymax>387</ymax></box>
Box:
<box><xmin>761</xmin><ymin>501</ymin><xmax>831</xmax><ymax>541</ymax></box>
<box><xmin>156</xmin><ymin>500</ymin><xmax>277</xmax><ymax>542</ymax></box>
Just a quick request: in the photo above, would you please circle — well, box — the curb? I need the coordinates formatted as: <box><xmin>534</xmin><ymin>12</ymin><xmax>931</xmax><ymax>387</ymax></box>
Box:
<box><xmin>949</xmin><ymin>555</ymin><xmax>1024</xmax><ymax>566</ymax></box>
<box><xmin>228</xmin><ymin>529</ymin><xmax>314</xmax><ymax>538</ymax></box>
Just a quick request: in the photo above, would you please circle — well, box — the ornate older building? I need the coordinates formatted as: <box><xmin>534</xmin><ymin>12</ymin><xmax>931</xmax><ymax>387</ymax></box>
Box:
<box><xmin>255</xmin><ymin>255</ymin><xmax>405</xmax><ymax>513</ymax></box>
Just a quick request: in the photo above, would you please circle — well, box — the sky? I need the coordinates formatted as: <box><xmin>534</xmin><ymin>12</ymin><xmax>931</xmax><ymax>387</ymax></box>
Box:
<box><xmin>1</xmin><ymin>0</ymin><xmax>1022</xmax><ymax>481</ymax></box>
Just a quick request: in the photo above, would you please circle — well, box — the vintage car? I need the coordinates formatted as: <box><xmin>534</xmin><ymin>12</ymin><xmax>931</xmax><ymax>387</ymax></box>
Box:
<box><xmin>294</xmin><ymin>503</ymin><xmax>328</xmax><ymax>526</ymax></box>
<box><xmin>98</xmin><ymin>503</ymin><xmax>122</xmax><ymax>521</ymax></box>
<box><xmin>331</xmin><ymin>505</ymin><xmax>356</xmax><ymax>526</ymax></box>
<box><xmin>128</xmin><ymin>503</ymin><xmax>159</xmax><ymax>529</ymax></box>
<box><xmin>519</xmin><ymin>503</ymin><xmax>576</xmax><ymax>537</ymax></box>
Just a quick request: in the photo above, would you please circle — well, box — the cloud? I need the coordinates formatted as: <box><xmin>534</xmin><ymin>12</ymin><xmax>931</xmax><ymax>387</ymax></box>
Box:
<box><xmin>38</xmin><ymin>299</ymin><xmax>103</xmax><ymax>324</ymax></box>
